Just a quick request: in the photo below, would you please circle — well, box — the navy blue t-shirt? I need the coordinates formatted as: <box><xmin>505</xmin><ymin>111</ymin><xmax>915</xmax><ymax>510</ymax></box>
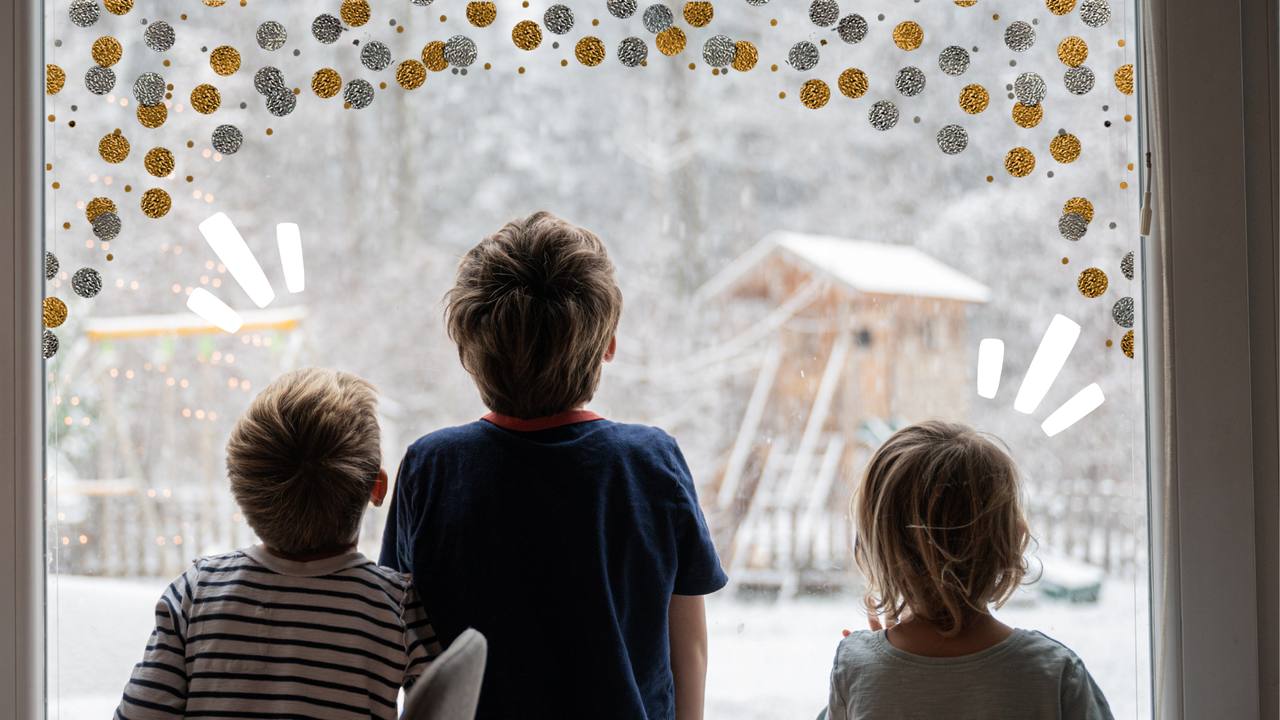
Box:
<box><xmin>379</xmin><ymin>412</ymin><xmax>728</xmax><ymax>720</ymax></box>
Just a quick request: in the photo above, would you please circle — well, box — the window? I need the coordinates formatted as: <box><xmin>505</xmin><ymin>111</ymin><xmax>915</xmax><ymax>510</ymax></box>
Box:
<box><xmin>39</xmin><ymin>1</ymin><xmax>1148</xmax><ymax>718</ymax></box>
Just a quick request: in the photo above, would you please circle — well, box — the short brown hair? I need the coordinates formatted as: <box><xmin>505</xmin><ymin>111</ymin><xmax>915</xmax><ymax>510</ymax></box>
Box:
<box><xmin>444</xmin><ymin>211</ymin><xmax>623</xmax><ymax>419</ymax></box>
<box><xmin>853</xmin><ymin>420</ymin><xmax>1030</xmax><ymax>636</ymax></box>
<box><xmin>225</xmin><ymin>367</ymin><xmax>381</xmax><ymax>556</ymax></box>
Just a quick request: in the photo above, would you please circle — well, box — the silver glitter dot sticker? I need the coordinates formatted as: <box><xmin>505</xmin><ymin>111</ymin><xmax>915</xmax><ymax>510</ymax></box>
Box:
<box><xmin>212</xmin><ymin>124</ymin><xmax>243</xmax><ymax>155</ymax></box>
<box><xmin>144</xmin><ymin>21</ymin><xmax>175</xmax><ymax>52</ymax></box>
<box><xmin>72</xmin><ymin>268</ymin><xmax>102</xmax><ymax>299</ymax></box>
<box><xmin>1112</xmin><ymin>296</ymin><xmax>1134</xmax><ymax>328</ymax></box>
<box><xmin>444</xmin><ymin>35</ymin><xmax>477</xmax><ymax>67</ymax></box>
<box><xmin>312</xmin><ymin>14</ymin><xmax>343</xmax><ymax>44</ymax></box>
<box><xmin>702</xmin><ymin>35</ymin><xmax>736</xmax><ymax>67</ymax></box>
<box><xmin>618</xmin><ymin>36</ymin><xmax>649</xmax><ymax>67</ymax></box>
<box><xmin>938</xmin><ymin>46</ymin><xmax>969</xmax><ymax>76</ymax></box>
<box><xmin>868</xmin><ymin>100</ymin><xmax>899</xmax><ymax>131</ymax></box>
<box><xmin>746</xmin><ymin>0</ymin><xmax>770</xmax><ymax>5</ymax></box>
<box><xmin>257</xmin><ymin>21</ymin><xmax>287</xmax><ymax>51</ymax></box>
<box><xmin>642</xmin><ymin>4</ymin><xmax>673</xmax><ymax>33</ymax></box>
<box><xmin>343</xmin><ymin>78</ymin><xmax>374</xmax><ymax>109</ymax></box>
<box><xmin>545</xmin><ymin>5</ymin><xmax>575</xmax><ymax>34</ymax></box>
<box><xmin>85</xmin><ymin>65</ymin><xmax>116</xmax><ymax>95</ymax></box>
<box><xmin>1080</xmin><ymin>0</ymin><xmax>1111</xmax><ymax>28</ymax></box>
<box><xmin>608</xmin><ymin>0</ymin><xmax>637</xmax><ymax>18</ymax></box>
<box><xmin>45</xmin><ymin>252</ymin><xmax>58</xmax><ymax>281</ymax></box>
<box><xmin>1064</xmin><ymin>65</ymin><xmax>1095</xmax><ymax>95</ymax></box>
<box><xmin>92</xmin><ymin>211</ymin><xmax>121</xmax><ymax>242</ymax></box>
<box><xmin>254</xmin><ymin>66</ymin><xmax>286</xmax><ymax>95</ymax></box>
<box><xmin>1003</xmin><ymin>21</ymin><xmax>1035</xmax><ymax>52</ymax></box>
<box><xmin>69</xmin><ymin>0</ymin><xmax>100</xmax><ymax>28</ymax></box>
<box><xmin>1014</xmin><ymin>72</ymin><xmax>1046</xmax><ymax>106</ymax></box>
<box><xmin>362</xmin><ymin>41</ymin><xmax>392</xmax><ymax>71</ymax></box>
<box><xmin>809</xmin><ymin>0</ymin><xmax>838</xmax><ymax>27</ymax></box>
<box><xmin>937</xmin><ymin>125</ymin><xmax>968</xmax><ymax>155</ymax></box>
<box><xmin>837</xmin><ymin>14</ymin><xmax>867</xmax><ymax>43</ymax></box>
<box><xmin>412</xmin><ymin>0</ymin><xmax>435</xmax><ymax>5</ymax></box>
<box><xmin>1059</xmin><ymin>212</ymin><xmax>1089</xmax><ymax>241</ymax></box>
<box><xmin>133</xmin><ymin>72</ymin><xmax>165</xmax><ymax>107</ymax></box>
<box><xmin>43</xmin><ymin>330</ymin><xmax>58</xmax><ymax>360</ymax></box>
<box><xmin>1122</xmin><ymin>251</ymin><xmax>1134</xmax><ymax>280</ymax></box>
<box><xmin>788</xmin><ymin>41</ymin><xmax>819</xmax><ymax>71</ymax></box>
<box><xmin>266</xmin><ymin>89</ymin><xmax>297</xmax><ymax>116</ymax></box>
<box><xmin>895</xmin><ymin>66</ymin><xmax>925</xmax><ymax>96</ymax></box>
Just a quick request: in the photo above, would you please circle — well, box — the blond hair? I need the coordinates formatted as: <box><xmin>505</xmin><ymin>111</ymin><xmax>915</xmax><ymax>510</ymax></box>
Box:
<box><xmin>444</xmin><ymin>211</ymin><xmax>623</xmax><ymax>419</ymax></box>
<box><xmin>225</xmin><ymin>367</ymin><xmax>381</xmax><ymax>556</ymax></box>
<box><xmin>853</xmin><ymin>419</ymin><xmax>1030</xmax><ymax>636</ymax></box>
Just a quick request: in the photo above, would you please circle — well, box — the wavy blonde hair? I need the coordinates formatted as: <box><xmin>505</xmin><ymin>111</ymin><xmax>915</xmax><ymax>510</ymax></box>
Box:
<box><xmin>853</xmin><ymin>419</ymin><xmax>1029</xmax><ymax>636</ymax></box>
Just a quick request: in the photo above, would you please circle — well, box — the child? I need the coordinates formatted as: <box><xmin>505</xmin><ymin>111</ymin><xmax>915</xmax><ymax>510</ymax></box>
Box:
<box><xmin>116</xmin><ymin>368</ymin><xmax>441</xmax><ymax>720</ymax></box>
<box><xmin>827</xmin><ymin>420</ymin><xmax>1113</xmax><ymax>720</ymax></box>
<box><xmin>380</xmin><ymin>211</ymin><xmax>727</xmax><ymax>720</ymax></box>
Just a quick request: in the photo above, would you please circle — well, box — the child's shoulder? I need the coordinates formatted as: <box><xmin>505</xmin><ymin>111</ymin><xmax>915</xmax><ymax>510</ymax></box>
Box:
<box><xmin>406</xmin><ymin>418</ymin><xmax>682</xmax><ymax>456</ymax></box>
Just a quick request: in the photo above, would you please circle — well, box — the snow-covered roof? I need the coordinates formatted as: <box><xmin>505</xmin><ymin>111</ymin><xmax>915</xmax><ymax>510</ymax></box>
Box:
<box><xmin>84</xmin><ymin>304</ymin><xmax>308</xmax><ymax>341</ymax></box>
<box><xmin>695</xmin><ymin>231</ymin><xmax>992</xmax><ymax>304</ymax></box>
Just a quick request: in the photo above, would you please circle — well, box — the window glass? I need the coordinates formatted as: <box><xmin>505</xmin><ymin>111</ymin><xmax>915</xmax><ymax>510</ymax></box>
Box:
<box><xmin>42</xmin><ymin>1</ymin><xmax>1146</xmax><ymax>718</ymax></box>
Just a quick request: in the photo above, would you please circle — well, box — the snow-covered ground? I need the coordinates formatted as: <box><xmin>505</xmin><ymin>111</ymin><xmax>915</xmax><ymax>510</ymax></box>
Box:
<box><xmin>48</xmin><ymin>573</ymin><xmax>1149</xmax><ymax>720</ymax></box>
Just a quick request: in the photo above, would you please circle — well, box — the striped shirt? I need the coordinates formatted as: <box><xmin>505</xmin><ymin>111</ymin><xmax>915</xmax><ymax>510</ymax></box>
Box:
<box><xmin>116</xmin><ymin>546</ymin><xmax>442</xmax><ymax>720</ymax></box>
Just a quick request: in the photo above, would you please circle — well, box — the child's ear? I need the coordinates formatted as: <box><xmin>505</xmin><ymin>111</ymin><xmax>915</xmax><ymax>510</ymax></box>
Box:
<box><xmin>371</xmin><ymin>468</ymin><xmax>389</xmax><ymax>507</ymax></box>
<box><xmin>603</xmin><ymin>335</ymin><xmax>617</xmax><ymax>363</ymax></box>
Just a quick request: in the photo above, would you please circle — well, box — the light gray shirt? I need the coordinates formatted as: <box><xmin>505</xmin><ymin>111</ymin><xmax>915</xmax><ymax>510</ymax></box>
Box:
<box><xmin>827</xmin><ymin>628</ymin><xmax>1114</xmax><ymax>720</ymax></box>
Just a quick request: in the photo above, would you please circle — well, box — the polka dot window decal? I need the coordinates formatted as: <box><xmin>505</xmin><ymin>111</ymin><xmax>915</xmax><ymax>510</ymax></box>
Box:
<box><xmin>892</xmin><ymin>21</ymin><xmax>923</xmax><ymax>51</ymax></box>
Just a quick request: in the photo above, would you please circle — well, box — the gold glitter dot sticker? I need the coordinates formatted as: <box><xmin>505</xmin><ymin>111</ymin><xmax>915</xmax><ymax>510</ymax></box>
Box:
<box><xmin>98</xmin><ymin>131</ymin><xmax>130</xmax><ymax>164</ymax></box>
<box><xmin>140</xmin><ymin>188</ymin><xmax>171</xmax><ymax>219</ymax></box>
<box><xmin>204</xmin><ymin>0</ymin><xmax>226</xmax><ymax>5</ymax></box>
<box><xmin>732</xmin><ymin>41</ymin><xmax>757</xmax><ymax>71</ymax></box>
<box><xmin>46</xmin><ymin>65</ymin><xmax>65</xmax><ymax>95</ymax></box>
<box><xmin>684</xmin><ymin>1</ymin><xmax>713</xmax><ymax>27</ymax></box>
<box><xmin>467</xmin><ymin>1</ymin><xmax>496</xmax><ymax>27</ymax></box>
<box><xmin>1122</xmin><ymin>329</ymin><xmax>1135</xmax><ymax>358</ymax></box>
<box><xmin>892</xmin><ymin>21</ymin><xmax>923</xmax><ymax>51</ymax></box>
<box><xmin>92</xmin><ymin>37</ymin><xmax>123</xmax><ymax>67</ymax></box>
<box><xmin>85</xmin><ymin>197</ymin><xmax>116</xmax><ymax>223</ymax></box>
<box><xmin>144</xmin><ymin>147</ymin><xmax>175</xmax><ymax>177</ymax></box>
<box><xmin>954</xmin><ymin>0</ymin><xmax>977</xmax><ymax>5</ymax></box>
<box><xmin>1045</xmin><ymin>0</ymin><xmax>1076</xmax><ymax>15</ymax></box>
<box><xmin>1050</xmin><ymin>133</ymin><xmax>1082</xmax><ymax>163</ymax></box>
<box><xmin>137</xmin><ymin>102</ymin><xmax>168</xmax><ymax>128</ymax></box>
<box><xmin>838</xmin><ymin>68</ymin><xmax>869</xmax><ymax>98</ymax></box>
<box><xmin>656</xmin><ymin>27</ymin><xmax>686</xmax><ymax>56</ymax></box>
<box><xmin>396</xmin><ymin>60</ymin><xmax>426</xmax><ymax>89</ymax></box>
<box><xmin>1005</xmin><ymin>147</ymin><xmax>1036</xmax><ymax>177</ymax></box>
<box><xmin>43</xmin><ymin>298</ymin><xmax>67</xmax><ymax>329</ymax></box>
<box><xmin>512</xmin><ymin>21</ymin><xmax>543</xmax><ymax>51</ymax></box>
<box><xmin>1012</xmin><ymin>102</ymin><xmax>1042</xmax><ymax>128</ymax></box>
<box><xmin>341</xmin><ymin>0</ymin><xmax>372</xmax><ymax>26</ymax></box>
<box><xmin>190</xmin><ymin>84</ymin><xmax>221</xmax><ymax>114</ymax></box>
<box><xmin>1063</xmin><ymin>196</ymin><xmax>1094</xmax><ymax>222</ymax></box>
<box><xmin>800</xmin><ymin>79</ymin><xmax>830</xmax><ymax>109</ymax></box>
<box><xmin>105</xmin><ymin>0</ymin><xmax>132</xmax><ymax>15</ymax></box>
<box><xmin>209</xmin><ymin>46</ymin><xmax>241</xmax><ymax>76</ymax></box>
<box><xmin>576</xmin><ymin>36</ymin><xmax>605</xmax><ymax>66</ymax></box>
<box><xmin>1057</xmin><ymin>37</ymin><xmax>1088</xmax><ymax>67</ymax></box>
<box><xmin>1115</xmin><ymin>64</ymin><xmax>1135</xmax><ymax>95</ymax></box>
<box><xmin>312</xmin><ymin>68</ymin><xmax>342</xmax><ymax>98</ymax></box>
<box><xmin>959</xmin><ymin>84</ymin><xmax>989</xmax><ymax>114</ymax></box>
<box><xmin>1078</xmin><ymin>267</ymin><xmax>1108</xmax><ymax>298</ymax></box>
<box><xmin>421</xmin><ymin>42</ymin><xmax>448</xmax><ymax>71</ymax></box>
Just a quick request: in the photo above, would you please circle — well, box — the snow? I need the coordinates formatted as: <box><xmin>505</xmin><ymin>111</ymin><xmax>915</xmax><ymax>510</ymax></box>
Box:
<box><xmin>696</xmin><ymin>232</ymin><xmax>994</xmax><ymax>305</ymax></box>
<box><xmin>49</xmin><ymin>573</ymin><xmax>1149</xmax><ymax>720</ymax></box>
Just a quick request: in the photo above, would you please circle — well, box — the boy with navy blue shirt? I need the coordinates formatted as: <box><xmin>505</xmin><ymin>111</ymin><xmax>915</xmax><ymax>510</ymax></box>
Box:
<box><xmin>380</xmin><ymin>211</ymin><xmax>727</xmax><ymax>720</ymax></box>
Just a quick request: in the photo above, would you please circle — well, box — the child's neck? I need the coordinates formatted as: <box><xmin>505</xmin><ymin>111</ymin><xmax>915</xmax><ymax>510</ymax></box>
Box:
<box><xmin>884</xmin><ymin>612</ymin><xmax>1014</xmax><ymax>658</ymax></box>
<box><xmin>260</xmin><ymin>543</ymin><xmax>357</xmax><ymax>563</ymax></box>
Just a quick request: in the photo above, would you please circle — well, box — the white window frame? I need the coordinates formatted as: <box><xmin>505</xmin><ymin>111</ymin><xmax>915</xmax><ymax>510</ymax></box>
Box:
<box><xmin>1</xmin><ymin>0</ymin><xmax>1276</xmax><ymax>718</ymax></box>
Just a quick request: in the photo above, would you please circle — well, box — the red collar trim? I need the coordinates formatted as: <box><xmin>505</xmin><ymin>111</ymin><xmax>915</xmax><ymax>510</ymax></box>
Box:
<box><xmin>481</xmin><ymin>409</ymin><xmax>604</xmax><ymax>432</ymax></box>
